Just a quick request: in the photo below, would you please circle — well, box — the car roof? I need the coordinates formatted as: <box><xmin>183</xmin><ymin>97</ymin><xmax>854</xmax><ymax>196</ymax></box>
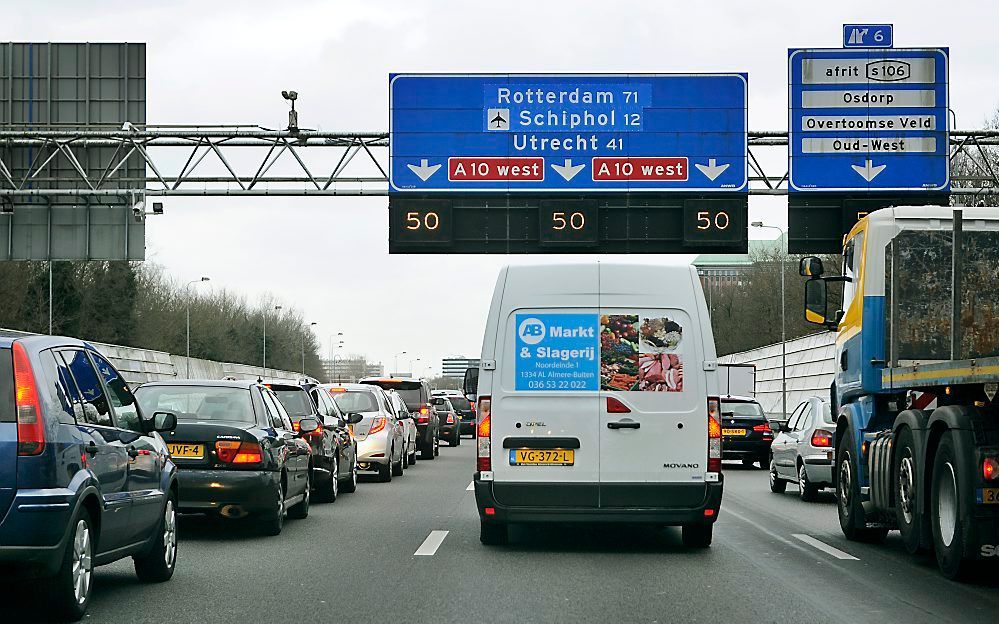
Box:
<box><xmin>137</xmin><ymin>379</ymin><xmax>258</xmax><ymax>390</ymax></box>
<box><xmin>0</xmin><ymin>333</ymin><xmax>96</xmax><ymax>352</ymax></box>
<box><xmin>322</xmin><ymin>383</ymin><xmax>380</xmax><ymax>391</ymax></box>
<box><xmin>720</xmin><ymin>395</ymin><xmax>759</xmax><ymax>403</ymax></box>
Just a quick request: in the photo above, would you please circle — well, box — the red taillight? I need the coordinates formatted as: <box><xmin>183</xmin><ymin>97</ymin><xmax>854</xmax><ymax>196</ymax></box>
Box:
<box><xmin>447</xmin><ymin>414</ymin><xmax>455</xmax><ymax>424</ymax></box>
<box><xmin>13</xmin><ymin>343</ymin><xmax>44</xmax><ymax>456</ymax></box>
<box><xmin>292</xmin><ymin>421</ymin><xmax>301</xmax><ymax>432</ymax></box>
<box><xmin>477</xmin><ymin>396</ymin><xmax>491</xmax><ymax>472</ymax></box>
<box><xmin>368</xmin><ymin>417</ymin><xmax>387</xmax><ymax>435</ymax></box>
<box><xmin>607</xmin><ymin>396</ymin><xmax>631</xmax><ymax>413</ymax></box>
<box><xmin>484</xmin><ymin>507</ymin><xmax>495</xmax><ymax>516</ymax></box>
<box><xmin>811</xmin><ymin>429</ymin><xmax>834</xmax><ymax>448</ymax></box>
<box><xmin>704</xmin><ymin>508</ymin><xmax>716</xmax><ymax>517</ymax></box>
<box><xmin>215</xmin><ymin>440</ymin><xmax>263</xmax><ymax>465</ymax></box>
<box><xmin>984</xmin><ymin>457</ymin><xmax>999</xmax><ymax>481</ymax></box>
<box><xmin>707</xmin><ymin>397</ymin><xmax>721</xmax><ymax>473</ymax></box>
<box><xmin>753</xmin><ymin>422</ymin><xmax>771</xmax><ymax>433</ymax></box>
<box><xmin>308</xmin><ymin>423</ymin><xmax>324</xmax><ymax>439</ymax></box>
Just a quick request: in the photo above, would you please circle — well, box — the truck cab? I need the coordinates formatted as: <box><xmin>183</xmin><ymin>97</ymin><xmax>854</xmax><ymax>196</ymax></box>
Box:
<box><xmin>801</xmin><ymin>206</ymin><xmax>999</xmax><ymax>580</ymax></box>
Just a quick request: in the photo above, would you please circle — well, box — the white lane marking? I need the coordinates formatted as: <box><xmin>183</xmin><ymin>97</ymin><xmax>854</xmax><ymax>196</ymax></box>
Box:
<box><xmin>466</xmin><ymin>481</ymin><xmax>474</xmax><ymax>491</ymax></box>
<box><xmin>414</xmin><ymin>530</ymin><xmax>449</xmax><ymax>556</ymax></box>
<box><xmin>792</xmin><ymin>534</ymin><xmax>859</xmax><ymax>560</ymax></box>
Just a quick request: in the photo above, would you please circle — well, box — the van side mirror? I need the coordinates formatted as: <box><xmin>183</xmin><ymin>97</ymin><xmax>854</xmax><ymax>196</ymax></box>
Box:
<box><xmin>804</xmin><ymin>278</ymin><xmax>833</xmax><ymax>327</ymax></box>
<box><xmin>463</xmin><ymin>366</ymin><xmax>479</xmax><ymax>402</ymax></box>
<box><xmin>800</xmin><ymin>256</ymin><xmax>824</xmax><ymax>277</ymax></box>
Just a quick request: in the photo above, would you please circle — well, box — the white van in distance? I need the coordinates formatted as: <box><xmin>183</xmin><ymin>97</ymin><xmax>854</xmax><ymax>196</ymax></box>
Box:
<box><xmin>470</xmin><ymin>262</ymin><xmax>724</xmax><ymax>546</ymax></box>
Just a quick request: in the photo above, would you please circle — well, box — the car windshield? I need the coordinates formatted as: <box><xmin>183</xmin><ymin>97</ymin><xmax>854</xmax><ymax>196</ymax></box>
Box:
<box><xmin>332</xmin><ymin>390</ymin><xmax>380</xmax><ymax>413</ymax></box>
<box><xmin>134</xmin><ymin>385</ymin><xmax>255</xmax><ymax>424</ymax></box>
<box><xmin>433</xmin><ymin>399</ymin><xmax>451</xmax><ymax>412</ymax></box>
<box><xmin>721</xmin><ymin>401</ymin><xmax>764</xmax><ymax>418</ymax></box>
<box><xmin>448</xmin><ymin>396</ymin><xmax>471</xmax><ymax>411</ymax></box>
<box><xmin>271</xmin><ymin>387</ymin><xmax>314</xmax><ymax>418</ymax></box>
<box><xmin>363</xmin><ymin>380</ymin><xmax>424</xmax><ymax>410</ymax></box>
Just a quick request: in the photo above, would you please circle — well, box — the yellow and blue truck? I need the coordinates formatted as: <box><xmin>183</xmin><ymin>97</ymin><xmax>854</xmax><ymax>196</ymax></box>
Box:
<box><xmin>801</xmin><ymin>205</ymin><xmax>999</xmax><ymax>579</ymax></box>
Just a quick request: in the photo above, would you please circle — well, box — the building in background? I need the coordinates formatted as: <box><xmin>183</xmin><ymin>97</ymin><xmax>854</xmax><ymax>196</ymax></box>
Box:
<box><xmin>692</xmin><ymin>234</ymin><xmax>786</xmax><ymax>313</ymax></box>
<box><xmin>321</xmin><ymin>356</ymin><xmax>384</xmax><ymax>383</ymax></box>
<box><xmin>442</xmin><ymin>356</ymin><xmax>480</xmax><ymax>379</ymax></box>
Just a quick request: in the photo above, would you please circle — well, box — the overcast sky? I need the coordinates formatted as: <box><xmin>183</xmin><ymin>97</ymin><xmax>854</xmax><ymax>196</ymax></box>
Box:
<box><xmin>8</xmin><ymin>1</ymin><xmax>999</xmax><ymax>375</ymax></box>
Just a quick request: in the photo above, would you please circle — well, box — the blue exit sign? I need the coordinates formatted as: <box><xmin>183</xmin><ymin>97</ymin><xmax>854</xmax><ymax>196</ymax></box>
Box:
<box><xmin>843</xmin><ymin>24</ymin><xmax>893</xmax><ymax>48</ymax></box>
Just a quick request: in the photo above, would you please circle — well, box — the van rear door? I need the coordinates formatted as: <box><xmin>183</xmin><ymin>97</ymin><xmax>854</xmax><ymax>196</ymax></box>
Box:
<box><xmin>598</xmin><ymin>265</ymin><xmax>708</xmax><ymax>507</ymax></box>
<box><xmin>491</xmin><ymin>265</ymin><xmax>601</xmax><ymax>508</ymax></box>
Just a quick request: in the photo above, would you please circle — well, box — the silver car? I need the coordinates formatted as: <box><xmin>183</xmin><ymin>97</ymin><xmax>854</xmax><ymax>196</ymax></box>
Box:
<box><xmin>326</xmin><ymin>384</ymin><xmax>406</xmax><ymax>482</ymax></box>
<box><xmin>769</xmin><ymin>396</ymin><xmax>835</xmax><ymax>501</ymax></box>
<box><xmin>386</xmin><ymin>390</ymin><xmax>419</xmax><ymax>467</ymax></box>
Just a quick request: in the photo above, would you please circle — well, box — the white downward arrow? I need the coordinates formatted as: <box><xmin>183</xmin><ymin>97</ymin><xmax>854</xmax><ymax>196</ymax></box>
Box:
<box><xmin>550</xmin><ymin>158</ymin><xmax>585</xmax><ymax>181</ymax></box>
<box><xmin>407</xmin><ymin>159</ymin><xmax>441</xmax><ymax>182</ymax></box>
<box><xmin>694</xmin><ymin>158</ymin><xmax>730</xmax><ymax>181</ymax></box>
<box><xmin>851</xmin><ymin>159</ymin><xmax>887</xmax><ymax>182</ymax></box>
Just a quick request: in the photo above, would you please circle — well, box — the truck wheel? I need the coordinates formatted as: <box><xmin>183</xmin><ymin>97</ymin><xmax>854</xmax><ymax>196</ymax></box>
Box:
<box><xmin>769</xmin><ymin>457</ymin><xmax>787</xmax><ymax>493</ymax></box>
<box><xmin>682</xmin><ymin>524</ymin><xmax>713</xmax><ymax>548</ymax></box>
<box><xmin>930</xmin><ymin>431</ymin><xmax>974</xmax><ymax>580</ymax></box>
<box><xmin>893</xmin><ymin>427</ymin><xmax>923</xmax><ymax>555</ymax></box>
<box><xmin>836</xmin><ymin>431</ymin><xmax>887</xmax><ymax>542</ymax></box>
<box><xmin>798</xmin><ymin>463</ymin><xmax>819</xmax><ymax>502</ymax></box>
<box><xmin>480</xmin><ymin>521</ymin><xmax>508</xmax><ymax>545</ymax></box>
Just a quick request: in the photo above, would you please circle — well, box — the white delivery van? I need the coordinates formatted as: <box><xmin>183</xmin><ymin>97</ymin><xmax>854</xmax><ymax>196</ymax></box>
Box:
<box><xmin>470</xmin><ymin>262</ymin><xmax>723</xmax><ymax>547</ymax></box>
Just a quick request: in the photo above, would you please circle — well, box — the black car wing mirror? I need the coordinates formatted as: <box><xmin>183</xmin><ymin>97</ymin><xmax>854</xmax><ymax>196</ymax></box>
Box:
<box><xmin>346</xmin><ymin>412</ymin><xmax>364</xmax><ymax>425</ymax></box>
<box><xmin>152</xmin><ymin>411</ymin><xmax>178</xmax><ymax>433</ymax></box>
<box><xmin>463</xmin><ymin>367</ymin><xmax>479</xmax><ymax>402</ymax></box>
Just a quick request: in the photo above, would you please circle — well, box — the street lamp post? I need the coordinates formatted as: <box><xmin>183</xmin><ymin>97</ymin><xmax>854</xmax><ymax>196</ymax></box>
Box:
<box><xmin>752</xmin><ymin>222</ymin><xmax>787</xmax><ymax>418</ymax></box>
<box><xmin>263</xmin><ymin>305</ymin><xmax>282</xmax><ymax>379</ymax></box>
<box><xmin>302</xmin><ymin>322</ymin><xmax>317</xmax><ymax>376</ymax></box>
<box><xmin>185</xmin><ymin>277</ymin><xmax>210</xmax><ymax>378</ymax></box>
<box><xmin>410</xmin><ymin>357</ymin><xmax>421</xmax><ymax>376</ymax></box>
<box><xmin>394</xmin><ymin>351</ymin><xmax>407</xmax><ymax>376</ymax></box>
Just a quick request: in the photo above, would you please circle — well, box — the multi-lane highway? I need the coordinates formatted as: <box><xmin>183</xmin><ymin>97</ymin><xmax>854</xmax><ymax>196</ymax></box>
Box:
<box><xmin>4</xmin><ymin>441</ymin><xmax>994</xmax><ymax>624</ymax></box>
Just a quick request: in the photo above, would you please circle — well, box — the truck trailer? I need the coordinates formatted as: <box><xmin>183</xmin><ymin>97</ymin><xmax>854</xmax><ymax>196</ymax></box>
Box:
<box><xmin>800</xmin><ymin>206</ymin><xmax>999</xmax><ymax>580</ymax></box>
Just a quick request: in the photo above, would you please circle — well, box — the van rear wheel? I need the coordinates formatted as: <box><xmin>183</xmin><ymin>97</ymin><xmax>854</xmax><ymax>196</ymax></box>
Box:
<box><xmin>480</xmin><ymin>522</ymin><xmax>508</xmax><ymax>546</ymax></box>
<box><xmin>682</xmin><ymin>523</ymin><xmax>712</xmax><ymax>548</ymax></box>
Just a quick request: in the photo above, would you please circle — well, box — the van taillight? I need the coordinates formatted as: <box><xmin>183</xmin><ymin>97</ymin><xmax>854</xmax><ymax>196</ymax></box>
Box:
<box><xmin>13</xmin><ymin>343</ymin><xmax>44</xmax><ymax>456</ymax></box>
<box><xmin>477</xmin><ymin>396</ymin><xmax>491</xmax><ymax>472</ymax></box>
<box><xmin>707</xmin><ymin>397</ymin><xmax>721</xmax><ymax>473</ymax></box>
<box><xmin>216</xmin><ymin>440</ymin><xmax>263</xmax><ymax>464</ymax></box>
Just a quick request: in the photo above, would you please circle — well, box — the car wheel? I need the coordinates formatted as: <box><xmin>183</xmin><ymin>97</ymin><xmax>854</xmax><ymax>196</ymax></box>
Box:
<box><xmin>893</xmin><ymin>427</ymin><xmax>923</xmax><ymax>555</ymax></box>
<box><xmin>409</xmin><ymin>445</ymin><xmax>418</xmax><ymax>466</ymax></box>
<box><xmin>260</xmin><ymin>479</ymin><xmax>285</xmax><ymax>536</ymax></box>
<box><xmin>49</xmin><ymin>507</ymin><xmax>94</xmax><ymax>621</ymax></box>
<box><xmin>288</xmin><ymin>471</ymin><xmax>311</xmax><ymax>519</ymax></box>
<box><xmin>402</xmin><ymin>448</ymin><xmax>410</xmax><ymax>469</ymax></box>
<box><xmin>931</xmin><ymin>431</ymin><xmax>974</xmax><ymax>580</ymax></box>
<box><xmin>134</xmin><ymin>494</ymin><xmax>178</xmax><ymax>583</ymax></box>
<box><xmin>682</xmin><ymin>524</ymin><xmax>713</xmax><ymax>548</ymax></box>
<box><xmin>769</xmin><ymin>457</ymin><xmax>787</xmax><ymax>493</ymax></box>
<box><xmin>837</xmin><ymin>432</ymin><xmax>887</xmax><ymax>542</ymax></box>
<box><xmin>480</xmin><ymin>521</ymin><xmax>508</xmax><ymax>545</ymax></box>
<box><xmin>379</xmin><ymin>459</ymin><xmax>393</xmax><ymax>482</ymax></box>
<box><xmin>392</xmin><ymin>446</ymin><xmax>405</xmax><ymax>477</ymax></box>
<box><xmin>434</xmin><ymin>433</ymin><xmax>440</xmax><ymax>456</ymax></box>
<box><xmin>453</xmin><ymin>430</ymin><xmax>461</xmax><ymax>446</ymax></box>
<box><xmin>314</xmin><ymin>458</ymin><xmax>337</xmax><ymax>504</ymax></box>
<box><xmin>741</xmin><ymin>457</ymin><xmax>755</xmax><ymax>469</ymax></box>
<box><xmin>341</xmin><ymin>458</ymin><xmax>358</xmax><ymax>493</ymax></box>
<box><xmin>798</xmin><ymin>463</ymin><xmax>819</xmax><ymax>502</ymax></box>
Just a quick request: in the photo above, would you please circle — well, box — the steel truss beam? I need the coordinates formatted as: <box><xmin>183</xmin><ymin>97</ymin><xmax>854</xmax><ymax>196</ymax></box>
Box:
<box><xmin>1</xmin><ymin>127</ymin><xmax>997</xmax><ymax>199</ymax></box>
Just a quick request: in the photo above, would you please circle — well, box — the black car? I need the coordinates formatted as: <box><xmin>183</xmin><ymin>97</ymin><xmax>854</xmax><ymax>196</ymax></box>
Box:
<box><xmin>0</xmin><ymin>335</ymin><xmax>179</xmax><ymax>621</ymax></box>
<box><xmin>431</xmin><ymin>396</ymin><xmax>461</xmax><ymax>446</ymax></box>
<box><xmin>267</xmin><ymin>381</ymin><xmax>361</xmax><ymax>502</ymax></box>
<box><xmin>719</xmin><ymin>396</ymin><xmax>773</xmax><ymax>469</ymax></box>
<box><xmin>359</xmin><ymin>377</ymin><xmax>439</xmax><ymax>459</ymax></box>
<box><xmin>133</xmin><ymin>380</ymin><xmax>313</xmax><ymax>536</ymax></box>
<box><xmin>444</xmin><ymin>394</ymin><xmax>475</xmax><ymax>437</ymax></box>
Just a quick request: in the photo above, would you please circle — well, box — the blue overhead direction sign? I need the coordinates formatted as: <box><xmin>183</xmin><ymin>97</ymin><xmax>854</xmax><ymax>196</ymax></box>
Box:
<box><xmin>389</xmin><ymin>74</ymin><xmax>748</xmax><ymax>193</ymax></box>
<box><xmin>843</xmin><ymin>24</ymin><xmax>893</xmax><ymax>48</ymax></box>
<box><xmin>788</xmin><ymin>48</ymin><xmax>949</xmax><ymax>193</ymax></box>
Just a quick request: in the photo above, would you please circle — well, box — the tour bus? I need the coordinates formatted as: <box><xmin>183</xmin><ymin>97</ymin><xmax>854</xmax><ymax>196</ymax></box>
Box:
<box><xmin>469</xmin><ymin>262</ymin><xmax>723</xmax><ymax>546</ymax></box>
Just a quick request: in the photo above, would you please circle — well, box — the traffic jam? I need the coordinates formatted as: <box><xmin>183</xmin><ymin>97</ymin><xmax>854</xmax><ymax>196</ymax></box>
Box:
<box><xmin>3</xmin><ymin>7</ymin><xmax>999</xmax><ymax>624</ymax></box>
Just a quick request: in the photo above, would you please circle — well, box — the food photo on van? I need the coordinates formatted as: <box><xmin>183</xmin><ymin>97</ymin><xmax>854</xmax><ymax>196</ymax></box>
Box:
<box><xmin>467</xmin><ymin>262</ymin><xmax>723</xmax><ymax>547</ymax></box>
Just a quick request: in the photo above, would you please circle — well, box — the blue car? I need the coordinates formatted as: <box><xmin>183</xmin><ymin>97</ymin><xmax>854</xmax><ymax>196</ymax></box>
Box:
<box><xmin>0</xmin><ymin>335</ymin><xmax>179</xmax><ymax>621</ymax></box>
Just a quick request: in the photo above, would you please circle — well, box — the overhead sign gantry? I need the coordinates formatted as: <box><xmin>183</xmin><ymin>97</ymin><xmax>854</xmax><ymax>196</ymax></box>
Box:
<box><xmin>388</xmin><ymin>73</ymin><xmax>748</xmax><ymax>254</ymax></box>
